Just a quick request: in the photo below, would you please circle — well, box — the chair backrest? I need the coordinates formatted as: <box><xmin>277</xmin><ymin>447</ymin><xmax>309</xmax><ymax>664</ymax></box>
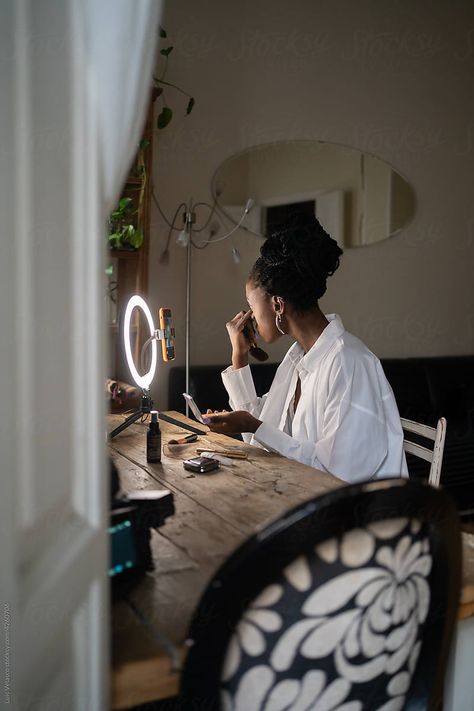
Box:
<box><xmin>180</xmin><ymin>479</ymin><xmax>461</xmax><ymax>711</ymax></box>
<box><xmin>401</xmin><ymin>416</ymin><xmax>447</xmax><ymax>487</ymax></box>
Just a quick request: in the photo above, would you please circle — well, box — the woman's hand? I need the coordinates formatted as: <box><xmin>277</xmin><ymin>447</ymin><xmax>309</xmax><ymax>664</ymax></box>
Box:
<box><xmin>203</xmin><ymin>409</ymin><xmax>261</xmax><ymax>435</ymax></box>
<box><xmin>226</xmin><ymin>310</ymin><xmax>253</xmax><ymax>370</ymax></box>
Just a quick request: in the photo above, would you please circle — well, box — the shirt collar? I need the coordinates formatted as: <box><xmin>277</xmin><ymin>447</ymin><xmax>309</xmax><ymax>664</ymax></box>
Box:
<box><xmin>287</xmin><ymin>314</ymin><xmax>345</xmax><ymax>374</ymax></box>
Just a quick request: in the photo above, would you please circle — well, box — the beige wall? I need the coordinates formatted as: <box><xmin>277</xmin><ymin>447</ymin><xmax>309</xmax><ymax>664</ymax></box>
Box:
<box><xmin>149</xmin><ymin>0</ymin><xmax>474</xmax><ymax>408</ymax></box>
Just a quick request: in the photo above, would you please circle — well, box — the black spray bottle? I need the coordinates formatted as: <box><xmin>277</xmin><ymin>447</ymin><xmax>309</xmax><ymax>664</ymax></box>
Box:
<box><xmin>147</xmin><ymin>410</ymin><xmax>161</xmax><ymax>463</ymax></box>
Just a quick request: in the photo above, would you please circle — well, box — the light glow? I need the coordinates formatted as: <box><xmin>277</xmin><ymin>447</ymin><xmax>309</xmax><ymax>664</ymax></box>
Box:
<box><xmin>123</xmin><ymin>295</ymin><xmax>157</xmax><ymax>389</ymax></box>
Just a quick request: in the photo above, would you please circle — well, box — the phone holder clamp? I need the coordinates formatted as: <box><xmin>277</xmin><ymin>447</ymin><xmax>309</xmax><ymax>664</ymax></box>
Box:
<box><xmin>154</xmin><ymin>327</ymin><xmax>175</xmax><ymax>341</ymax></box>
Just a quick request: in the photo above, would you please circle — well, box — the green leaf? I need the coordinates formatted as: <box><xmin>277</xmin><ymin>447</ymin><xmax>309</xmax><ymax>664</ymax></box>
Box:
<box><xmin>118</xmin><ymin>197</ymin><xmax>133</xmax><ymax>212</ymax></box>
<box><xmin>157</xmin><ymin>106</ymin><xmax>173</xmax><ymax>129</ymax></box>
<box><xmin>159</xmin><ymin>26</ymin><xmax>167</xmax><ymax>38</ymax></box>
<box><xmin>160</xmin><ymin>46</ymin><xmax>174</xmax><ymax>56</ymax></box>
<box><xmin>186</xmin><ymin>97</ymin><xmax>195</xmax><ymax>115</ymax></box>
<box><xmin>105</xmin><ymin>264</ymin><xmax>113</xmax><ymax>276</ymax></box>
<box><xmin>129</xmin><ymin>229</ymin><xmax>144</xmax><ymax>249</ymax></box>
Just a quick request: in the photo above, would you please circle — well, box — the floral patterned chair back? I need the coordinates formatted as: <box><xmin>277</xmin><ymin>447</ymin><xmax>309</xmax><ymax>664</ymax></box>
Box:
<box><xmin>180</xmin><ymin>479</ymin><xmax>461</xmax><ymax>711</ymax></box>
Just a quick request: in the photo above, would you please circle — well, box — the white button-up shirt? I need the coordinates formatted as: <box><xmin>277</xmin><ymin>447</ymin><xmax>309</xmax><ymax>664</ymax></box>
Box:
<box><xmin>222</xmin><ymin>315</ymin><xmax>408</xmax><ymax>483</ymax></box>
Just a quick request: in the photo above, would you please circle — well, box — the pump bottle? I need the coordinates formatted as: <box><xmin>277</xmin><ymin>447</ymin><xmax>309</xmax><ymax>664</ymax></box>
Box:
<box><xmin>147</xmin><ymin>410</ymin><xmax>161</xmax><ymax>462</ymax></box>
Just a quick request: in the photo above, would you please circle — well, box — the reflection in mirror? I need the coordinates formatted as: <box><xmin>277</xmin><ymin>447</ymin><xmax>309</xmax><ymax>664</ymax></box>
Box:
<box><xmin>212</xmin><ymin>141</ymin><xmax>415</xmax><ymax>247</ymax></box>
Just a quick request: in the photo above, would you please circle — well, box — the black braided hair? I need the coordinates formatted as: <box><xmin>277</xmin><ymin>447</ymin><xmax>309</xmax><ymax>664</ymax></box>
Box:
<box><xmin>249</xmin><ymin>212</ymin><xmax>343</xmax><ymax>311</ymax></box>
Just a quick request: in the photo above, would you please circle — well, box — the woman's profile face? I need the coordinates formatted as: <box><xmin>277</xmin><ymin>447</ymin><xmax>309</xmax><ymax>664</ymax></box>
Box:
<box><xmin>245</xmin><ymin>280</ymin><xmax>280</xmax><ymax>343</ymax></box>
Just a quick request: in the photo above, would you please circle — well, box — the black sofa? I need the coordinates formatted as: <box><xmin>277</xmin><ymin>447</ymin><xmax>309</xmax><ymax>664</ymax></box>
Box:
<box><xmin>168</xmin><ymin>355</ymin><xmax>474</xmax><ymax>518</ymax></box>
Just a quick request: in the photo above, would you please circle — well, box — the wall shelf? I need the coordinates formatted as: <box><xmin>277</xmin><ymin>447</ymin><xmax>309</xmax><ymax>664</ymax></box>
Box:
<box><xmin>124</xmin><ymin>176</ymin><xmax>144</xmax><ymax>186</ymax></box>
<box><xmin>108</xmin><ymin>249</ymin><xmax>140</xmax><ymax>261</ymax></box>
<box><xmin>108</xmin><ymin>93</ymin><xmax>155</xmax><ymax>382</ymax></box>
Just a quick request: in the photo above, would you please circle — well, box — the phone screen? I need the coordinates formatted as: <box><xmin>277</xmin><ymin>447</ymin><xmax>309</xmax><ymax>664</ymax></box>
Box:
<box><xmin>183</xmin><ymin>392</ymin><xmax>205</xmax><ymax>423</ymax></box>
<box><xmin>159</xmin><ymin>308</ymin><xmax>175</xmax><ymax>361</ymax></box>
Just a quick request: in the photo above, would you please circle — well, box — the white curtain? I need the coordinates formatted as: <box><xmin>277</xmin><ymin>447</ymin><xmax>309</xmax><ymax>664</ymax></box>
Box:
<box><xmin>82</xmin><ymin>0</ymin><xmax>162</xmax><ymax>208</ymax></box>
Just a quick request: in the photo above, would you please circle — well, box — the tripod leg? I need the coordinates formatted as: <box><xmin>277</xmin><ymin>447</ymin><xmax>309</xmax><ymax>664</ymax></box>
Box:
<box><xmin>158</xmin><ymin>412</ymin><xmax>206</xmax><ymax>435</ymax></box>
<box><xmin>109</xmin><ymin>409</ymin><xmax>145</xmax><ymax>440</ymax></box>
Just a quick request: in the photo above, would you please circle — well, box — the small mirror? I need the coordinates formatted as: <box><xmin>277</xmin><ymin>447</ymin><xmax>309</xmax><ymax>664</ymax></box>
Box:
<box><xmin>212</xmin><ymin>141</ymin><xmax>415</xmax><ymax>247</ymax></box>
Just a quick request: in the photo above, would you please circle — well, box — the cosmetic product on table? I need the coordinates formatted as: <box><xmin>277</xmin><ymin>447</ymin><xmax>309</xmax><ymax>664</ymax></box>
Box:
<box><xmin>147</xmin><ymin>410</ymin><xmax>161</xmax><ymax>463</ymax></box>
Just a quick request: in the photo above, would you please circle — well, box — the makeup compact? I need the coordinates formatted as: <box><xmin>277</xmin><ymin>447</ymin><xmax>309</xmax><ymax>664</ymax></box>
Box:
<box><xmin>183</xmin><ymin>456</ymin><xmax>220</xmax><ymax>473</ymax></box>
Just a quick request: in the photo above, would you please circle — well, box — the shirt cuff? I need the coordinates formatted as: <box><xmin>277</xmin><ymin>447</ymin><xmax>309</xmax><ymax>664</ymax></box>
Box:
<box><xmin>221</xmin><ymin>364</ymin><xmax>257</xmax><ymax>407</ymax></box>
<box><xmin>253</xmin><ymin>420</ymin><xmax>290</xmax><ymax>454</ymax></box>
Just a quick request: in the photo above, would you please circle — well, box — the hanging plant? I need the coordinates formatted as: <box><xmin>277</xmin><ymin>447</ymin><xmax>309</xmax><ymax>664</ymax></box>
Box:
<box><xmin>108</xmin><ymin>197</ymin><xmax>144</xmax><ymax>250</ymax></box>
<box><xmin>154</xmin><ymin>26</ymin><xmax>195</xmax><ymax>129</ymax></box>
<box><xmin>107</xmin><ymin>26</ymin><xmax>194</xmax><ymax>250</ymax></box>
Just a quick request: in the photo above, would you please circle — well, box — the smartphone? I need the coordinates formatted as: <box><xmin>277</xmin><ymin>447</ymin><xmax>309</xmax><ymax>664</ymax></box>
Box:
<box><xmin>159</xmin><ymin>307</ymin><xmax>175</xmax><ymax>361</ymax></box>
<box><xmin>183</xmin><ymin>456</ymin><xmax>220</xmax><ymax>473</ymax></box>
<box><xmin>183</xmin><ymin>392</ymin><xmax>205</xmax><ymax>423</ymax></box>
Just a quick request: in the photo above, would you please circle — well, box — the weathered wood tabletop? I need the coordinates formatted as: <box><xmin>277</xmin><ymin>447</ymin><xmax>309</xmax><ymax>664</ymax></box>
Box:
<box><xmin>108</xmin><ymin>411</ymin><xmax>474</xmax><ymax>710</ymax></box>
<box><xmin>109</xmin><ymin>411</ymin><xmax>342</xmax><ymax>709</ymax></box>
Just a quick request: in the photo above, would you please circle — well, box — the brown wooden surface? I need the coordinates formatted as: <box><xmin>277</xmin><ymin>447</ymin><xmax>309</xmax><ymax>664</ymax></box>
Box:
<box><xmin>109</xmin><ymin>411</ymin><xmax>342</xmax><ymax>709</ymax></box>
<box><xmin>109</xmin><ymin>411</ymin><xmax>474</xmax><ymax>709</ymax></box>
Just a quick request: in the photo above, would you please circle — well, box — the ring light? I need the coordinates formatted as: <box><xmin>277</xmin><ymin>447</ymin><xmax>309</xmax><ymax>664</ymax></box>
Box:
<box><xmin>123</xmin><ymin>295</ymin><xmax>157</xmax><ymax>390</ymax></box>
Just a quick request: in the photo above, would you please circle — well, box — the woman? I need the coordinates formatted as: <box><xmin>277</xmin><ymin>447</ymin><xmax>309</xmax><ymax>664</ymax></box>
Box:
<box><xmin>204</xmin><ymin>215</ymin><xmax>408</xmax><ymax>483</ymax></box>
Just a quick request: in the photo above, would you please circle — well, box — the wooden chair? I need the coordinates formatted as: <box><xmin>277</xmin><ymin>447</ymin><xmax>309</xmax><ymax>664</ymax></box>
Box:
<box><xmin>180</xmin><ymin>479</ymin><xmax>461</xmax><ymax>711</ymax></box>
<box><xmin>401</xmin><ymin>417</ymin><xmax>447</xmax><ymax>487</ymax></box>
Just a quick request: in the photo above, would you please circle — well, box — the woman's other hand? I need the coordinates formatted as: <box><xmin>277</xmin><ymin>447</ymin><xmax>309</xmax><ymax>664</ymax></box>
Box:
<box><xmin>203</xmin><ymin>409</ymin><xmax>261</xmax><ymax>435</ymax></box>
<box><xmin>226</xmin><ymin>309</ymin><xmax>253</xmax><ymax>370</ymax></box>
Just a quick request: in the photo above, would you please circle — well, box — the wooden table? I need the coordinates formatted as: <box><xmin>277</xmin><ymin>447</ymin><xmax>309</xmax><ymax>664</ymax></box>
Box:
<box><xmin>109</xmin><ymin>412</ymin><xmax>474</xmax><ymax>710</ymax></box>
<box><xmin>109</xmin><ymin>411</ymin><xmax>342</xmax><ymax>709</ymax></box>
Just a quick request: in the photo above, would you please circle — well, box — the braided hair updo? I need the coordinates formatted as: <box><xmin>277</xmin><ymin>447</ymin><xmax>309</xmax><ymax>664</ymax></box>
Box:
<box><xmin>249</xmin><ymin>213</ymin><xmax>343</xmax><ymax>312</ymax></box>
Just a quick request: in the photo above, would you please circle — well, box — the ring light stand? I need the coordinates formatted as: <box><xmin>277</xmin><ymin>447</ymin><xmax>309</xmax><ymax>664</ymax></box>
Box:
<box><xmin>109</xmin><ymin>295</ymin><xmax>205</xmax><ymax>440</ymax></box>
<box><xmin>109</xmin><ymin>295</ymin><xmax>158</xmax><ymax>440</ymax></box>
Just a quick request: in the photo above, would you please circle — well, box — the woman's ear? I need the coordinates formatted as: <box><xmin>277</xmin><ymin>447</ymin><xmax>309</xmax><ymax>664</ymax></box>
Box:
<box><xmin>272</xmin><ymin>296</ymin><xmax>285</xmax><ymax>314</ymax></box>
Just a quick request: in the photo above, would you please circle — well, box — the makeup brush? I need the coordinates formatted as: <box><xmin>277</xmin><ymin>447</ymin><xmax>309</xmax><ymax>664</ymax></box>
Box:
<box><xmin>168</xmin><ymin>433</ymin><xmax>198</xmax><ymax>445</ymax></box>
<box><xmin>243</xmin><ymin>323</ymin><xmax>269</xmax><ymax>362</ymax></box>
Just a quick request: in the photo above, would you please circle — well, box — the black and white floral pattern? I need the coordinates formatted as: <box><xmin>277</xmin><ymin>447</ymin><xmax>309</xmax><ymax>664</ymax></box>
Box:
<box><xmin>221</xmin><ymin>518</ymin><xmax>431</xmax><ymax>711</ymax></box>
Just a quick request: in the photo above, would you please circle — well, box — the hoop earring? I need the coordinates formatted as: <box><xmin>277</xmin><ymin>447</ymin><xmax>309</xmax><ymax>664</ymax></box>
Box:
<box><xmin>275</xmin><ymin>313</ymin><xmax>286</xmax><ymax>335</ymax></box>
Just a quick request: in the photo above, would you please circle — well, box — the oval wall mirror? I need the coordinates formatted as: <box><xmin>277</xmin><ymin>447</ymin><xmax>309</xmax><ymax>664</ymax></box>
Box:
<box><xmin>211</xmin><ymin>141</ymin><xmax>415</xmax><ymax>248</ymax></box>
